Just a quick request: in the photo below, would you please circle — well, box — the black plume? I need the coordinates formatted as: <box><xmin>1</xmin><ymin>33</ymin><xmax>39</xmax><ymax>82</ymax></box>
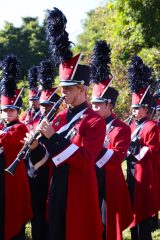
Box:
<box><xmin>38</xmin><ymin>60</ymin><xmax>55</xmax><ymax>90</ymax></box>
<box><xmin>90</xmin><ymin>40</ymin><xmax>111</xmax><ymax>84</ymax></box>
<box><xmin>28</xmin><ymin>66</ymin><xmax>38</xmax><ymax>89</ymax></box>
<box><xmin>127</xmin><ymin>56</ymin><xmax>153</xmax><ymax>93</ymax></box>
<box><xmin>46</xmin><ymin>7</ymin><xmax>73</xmax><ymax>66</ymax></box>
<box><xmin>1</xmin><ymin>55</ymin><xmax>20</xmax><ymax>97</ymax></box>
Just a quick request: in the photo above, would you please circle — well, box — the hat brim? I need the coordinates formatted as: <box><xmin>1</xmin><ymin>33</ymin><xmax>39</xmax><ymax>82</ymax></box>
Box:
<box><xmin>40</xmin><ymin>100</ymin><xmax>53</xmax><ymax>105</ymax></box>
<box><xmin>0</xmin><ymin>105</ymin><xmax>20</xmax><ymax>110</ymax></box>
<box><xmin>29</xmin><ymin>97</ymin><xmax>39</xmax><ymax>101</ymax></box>
<box><xmin>131</xmin><ymin>104</ymin><xmax>148</xmax><ymax>108</ymax></box>
<box><xmin>59</xmin><ymin>81</ymin><xmax>79</xmax><ymax>87</ymax></box>
<box><xmin>91</xmin><ymin>97</ymin><xmax>110</xmax><ymax>103</ymax></box>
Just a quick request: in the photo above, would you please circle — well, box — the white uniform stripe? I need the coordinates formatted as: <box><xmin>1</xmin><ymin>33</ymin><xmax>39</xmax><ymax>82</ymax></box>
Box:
<box><xmin>135</xmin><ymin>146</ymin><xmax>149</xmax><ymax>161</ymax></box>
<box><xmin>52</xmin><ymin>143</ymin><xmax>79</xmax><ymax>166</ymax></box>
<box><xmin>34</xmin><ymin>148</ymin><xmax>50</xmax><ymax>170</ymax></box>
<box><xmin>57</xmin><ymin>108</ymin><xmax>88</xmax><ymax>134</ymax></box>
<box><xmin>96</xmin><ymin>149</ymin><xmax>114</xmax><ymax>168</ymax></box>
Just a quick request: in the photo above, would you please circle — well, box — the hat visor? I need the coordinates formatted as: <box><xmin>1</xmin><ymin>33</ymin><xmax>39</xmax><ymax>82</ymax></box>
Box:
<box><xmin>0</xmin><ymin>105</ymin><xmax>20</xmax><ymax>110</ymax></box>
<box><xmin>91</xmin><ymin>97</ymin><xmax>110</xmax><ymax>103</ymax></box>
<box><xmin>59</xmin><ymin>81</ymin><xmax>79</xmax><ymax>87</ymax></box>
<box><xmin>29</xmin><ymin>96</ymin><xmax>39</xmax><ymax>101</ymax></box>
<box><xmin>40</xmin><ymin>100</ymin><xmax>53</xmax><ymax>105</ymax></box>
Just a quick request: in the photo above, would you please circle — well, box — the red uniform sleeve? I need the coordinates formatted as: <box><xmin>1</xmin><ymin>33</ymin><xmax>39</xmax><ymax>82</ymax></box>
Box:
<box><xmin>135</xmin><ymin>124</ymin><xmax>159</xmax><ymax>161</ymax></box>
<box><xmin>107</xmin><ymin>126</ymin><xmax>131</xmax><ymax>165</ymax></box>
<box><xmin>96</xmin><ymin>124</ymin><xmax>131</xmax><ymax>168</ymax></box>
<box><xmin>0</xmin><ymin>124</ymin><xmax>28</xmax><ymax>149</ymax></box>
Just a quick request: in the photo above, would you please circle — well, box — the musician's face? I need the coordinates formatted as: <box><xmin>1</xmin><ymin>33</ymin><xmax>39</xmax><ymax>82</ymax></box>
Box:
<box><xmin>61</xmin><ymin>85</ymin><xmax>85</xmax><ymax>106</ymax></box>
<box><xmin>155</xmin><ymin>109</ymin><xmax>160</xmax><ymax>118</ymax></box>
<box><xmin>29</xmin><ymin>99</ymin><xmax>39</xmax><ymax>109</ymax></box>
<box><xmin>92</xmin><ymin>102</ymin><xmax>112</xmax><ymax>119</ymax></box>
<box><xmin>132</xmin><ymin>107</ymin><xmax>148</xmax><ymax>120</ymax></box>
<box><xmin>40</xmin><ymin>103</ymin><xmax>53</xmax><ymax>116</ymax></box>
<box><xmin>1</xmin><ymin>108</ymin><xmax>18</xmax><ymax>123</ymax></box>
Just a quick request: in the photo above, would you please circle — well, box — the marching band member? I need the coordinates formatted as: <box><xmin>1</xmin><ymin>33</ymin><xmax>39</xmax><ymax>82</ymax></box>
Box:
<box><xmin>27</xmin><ymin>60</ymin><xmax>60</xmax><ymax>240</ymax></box>
<box><xmin>126</xmin><ymin>56</ymin><xmax>159</xmax><ymax>240</ymax></box>
<box><xmin>20</xmin><ymin>66</ymin><xmax>40</xmax><ymax>130</ymax></box>
<box><xmin>26</xmin><ymin>7</ymin><xmax>106</xmax><ymax>240</ymax></box>
<box><xmin>90</xmin><ymin>40</ymin><xmax>133</xmax><ymax>240</ymax></box>
<box><xmin>151</xmin><ymin>81</ymin><xmax>160</xmax><ymax>231</ymax></box>
<box><xmin>0</xmin><ymin>55</ymin><xmax>32</xmax><ymax>240</ymax></box>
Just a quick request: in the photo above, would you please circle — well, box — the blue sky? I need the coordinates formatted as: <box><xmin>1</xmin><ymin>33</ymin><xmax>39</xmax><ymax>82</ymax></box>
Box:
<box><xmin>0</xmin><ymin>0</ymin><xmax>106</xmax><ymax>42</ymax></box>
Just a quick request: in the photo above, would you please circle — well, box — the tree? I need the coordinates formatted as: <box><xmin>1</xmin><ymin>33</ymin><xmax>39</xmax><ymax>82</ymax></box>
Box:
<box><xmin>0</xmin><ymin>17</ymin><xmax>49</xmax><ymax>77</ymax></box>
<box><xmin>75</xmin><ymin>0</ymin><xmax>160</xmax><ymax>118</ymax></box>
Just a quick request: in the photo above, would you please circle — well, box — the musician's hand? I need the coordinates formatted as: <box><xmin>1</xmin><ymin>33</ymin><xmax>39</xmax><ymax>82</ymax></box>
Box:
<box><xmin>38</xmin><ymin>119</ymin><xmax>55</xmax><ymax>139</ymax></box>
<box><xmin>0</xmin><ymin>130</ymin><xmax>5</xmax><ymax>135</ymax></box>
<box><xmin>24</xmin><ymin>131</ymin><xmax>39</xmax><ymax>150</ymax></box>
<box><xmin>25</xmin><ymin>116</ymin><xmax>33</xmax><ymax>124</ymax></box>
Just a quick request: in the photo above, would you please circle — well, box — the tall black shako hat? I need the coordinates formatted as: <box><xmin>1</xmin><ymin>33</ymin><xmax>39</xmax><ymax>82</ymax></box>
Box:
<box><xmin>90</xmin><ymin>40</ymin><xmax>118</xmax><ymax>106</ymax></box>
<box><xmin>127</xmin><ymin>56</ymin><xmax>153</xmax><ymax>108</ymax></box>
<box><xmin>38</xmin><ymin>60</ymin><xmax>60</xmax><ymax>105</ymax></box>
<box><xmin>27</xmin><ymin>66</ymin><xmax>39</xmax><ymax>101</ymax></box>
<box><xmin>0</xmin><ymin>55</ymin><xmax>22</xmax><ymax>110</ymax></box>
<box><xmin>46</xmin><ymin>7</ymin><xmax>90</xmax><ymax>87</ymax></box>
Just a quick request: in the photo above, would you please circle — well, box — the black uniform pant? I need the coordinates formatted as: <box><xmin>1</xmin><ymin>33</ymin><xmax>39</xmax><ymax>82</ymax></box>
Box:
<box><xmin>150</xmin><ymin>214</ymin><xmax>159</xmax><ymax>232</ymax></box>
<box><xmin>95</xmin><ymin>166</ymin><xmax>106</xmax><ymax>240</ymax></box>
<box><xmin>130</xmin><ymin>218</ymin><xmax>153</xmax><ymax>240</ymax></box>
<box><xmin>29</xmin><ymin>167</ymin><xmax>49</xmax><ymax>240</ymax></box>
<box><xmin>48</xmin><ymin>165</ymin><xmax>69</xmax><ymax>240</ymax></box>
<box><xmin>0</xmin><ymin>155</ymin><xmax>5</xmax><ymax>240</ymax></box>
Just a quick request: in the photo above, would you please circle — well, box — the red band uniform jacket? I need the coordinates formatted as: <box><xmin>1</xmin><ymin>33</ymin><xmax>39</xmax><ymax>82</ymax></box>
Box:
<box><xmin>96</xmin><ymin>115</ymin><xmax>133</xmax><ymax>240</ymax></box>
<box><xmin>0</xmin><ymin>120</ymin><xmax>32</xmax><ymax>240</ymax></box>
<box><xmin>127</xmin><ymin>119</ymin><xmax>159</xmax><ymax>227</ymax></box>
<box><xmin>30</xmin><ymin>102</ymin><xmax>106</xmax><ymax>240</ymax></box>
<box><xmin>20</xmin><ymin>108</ymin><xmax>40</xmax><ymax>131</ymax></box>
<box><xmin>153</xmin><ymin>118</ymin><xmax>160</xmax><ymax>210</ymax></box>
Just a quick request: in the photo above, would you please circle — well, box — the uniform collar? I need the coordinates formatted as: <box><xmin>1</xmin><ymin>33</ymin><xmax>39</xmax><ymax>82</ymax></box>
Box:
<box><xmin>105</xmin><ymin>114</ymin><xmax>115</xmax><ymax>125</ymax></box>
<box><xmin>136</xmin><ymin>117</ymin><xmax>147</xmax><ymax>126</ymax></box>
<box><xmin>5</xmin><ymin>119</ymin><xmax>19</xmax><ymax>127</ymax></box>
<box><xmin>68</xmin><ymin>102</ymin><xmax>88</xmax><ymax>114</ymax></box>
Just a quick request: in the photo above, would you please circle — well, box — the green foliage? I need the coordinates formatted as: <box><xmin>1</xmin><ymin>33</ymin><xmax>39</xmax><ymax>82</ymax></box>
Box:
<box><xmin>75</xmin><ymin>0</ymin><xmax>160</xmax><ymax>118</ymax></box>
<box><xmin>0</xmin><ymin>17</ymin><xmax>49</xmax><ymax>78</ymax></box>
<box><xmin>76</xmin><ymin>7</ymin><xmax>108</xmax><ymax>57</ymax></box>
<box><xmin>17</xmin><ymin>79</ymin><xmax>29</xmax><ymax>113</ymax></box>
<box><xmin>0</xmin><ymin>17</ymin><xmax>50</xmax><ymax>111</ymax></box>
<box><xmin>138</xmin><ymin>48</ymin><xmax>160</xmax><ymax>78</ymax></box>
<box><xmin>1</xmin><ymin>0</ymin><xmax>160</xmax><ymax>117</ymax></box>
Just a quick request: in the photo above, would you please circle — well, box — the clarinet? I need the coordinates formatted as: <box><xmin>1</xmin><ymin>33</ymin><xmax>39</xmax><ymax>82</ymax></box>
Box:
<box><xmin>24</xmin><ymin>108</ymin><xmax>32</xmax><ymax>125</ymax></box>
<box><xmin>124</xmin><ymin>115</ymin><xmax>134</xmax><ymax>125</ymax></box>
<box><xmin>5</xmin><ymin>96</ymin><xmax>65</xmax><ymax>176</ymax></box>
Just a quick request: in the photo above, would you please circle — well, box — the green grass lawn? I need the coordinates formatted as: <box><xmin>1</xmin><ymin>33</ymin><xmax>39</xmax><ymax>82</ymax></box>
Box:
<box><xmin>26</xmin><ymin>220</ymin><xmax>160</xmax><ymax>239</ymax></box>
<box><xmin>123</xmin><ymin>226</ymin><xmax>160</xmax><ymax>240</ymax></box>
